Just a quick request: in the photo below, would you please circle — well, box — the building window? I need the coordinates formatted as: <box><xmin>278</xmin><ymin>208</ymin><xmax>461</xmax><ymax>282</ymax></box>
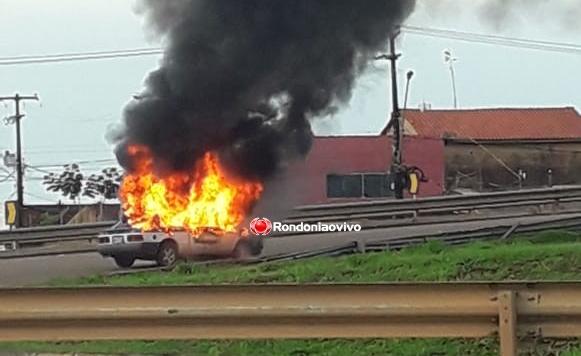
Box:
<box><xmin>327</xmin><ymin>174</ymin><xmax>363</xmax><ymax>198</ymax></box>
<box><xmin>364</xmin><ymin>174</ymin><xmax>393</xmax><ymax>198</ymax></box>
<box><xmin>327</xmin><ymin>173</ymin><xmax>393</xmax><ymax>198</ymax></box>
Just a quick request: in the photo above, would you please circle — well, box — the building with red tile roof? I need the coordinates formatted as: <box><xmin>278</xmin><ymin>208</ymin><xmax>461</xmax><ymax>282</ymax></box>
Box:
<box><xmin>386</xmin><ymin>107</ymin><xmax>581</xmax><ymax>192</ymax></box>
<box><xmin>279</xmin><ymin>107</ymin><xmax>581</xmax><ymax>203</ymax></box>
<box><xmin>399</xmin><ymin>107</ymin><xmax>581</xmax><ymax>141</ymax></box>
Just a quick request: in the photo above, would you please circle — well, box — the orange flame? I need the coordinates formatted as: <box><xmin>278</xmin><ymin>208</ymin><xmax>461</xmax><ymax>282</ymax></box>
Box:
<box><xmin>119</xmin><ymin>145</ymin><xmax>263</xmax><ymax>235</ymax></box>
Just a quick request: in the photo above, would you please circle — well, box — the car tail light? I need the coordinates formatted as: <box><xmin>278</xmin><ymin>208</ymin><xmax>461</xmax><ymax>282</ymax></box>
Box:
<box><xmin>98</xmin><ymin>236</ymin><xmax>111</xmax><ymax>244</ymax></box>
<box><xmin>127</xmin><ymin>234</ymin><xmax>144</xmax><ymax>242</ymax></box>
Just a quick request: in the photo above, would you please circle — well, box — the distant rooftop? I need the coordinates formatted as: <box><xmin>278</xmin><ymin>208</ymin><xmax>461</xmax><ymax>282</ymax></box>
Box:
<box><xmin>391</xmin><ymin>107</ymin><xmax>581</xmax><ymax>141</ymax></box>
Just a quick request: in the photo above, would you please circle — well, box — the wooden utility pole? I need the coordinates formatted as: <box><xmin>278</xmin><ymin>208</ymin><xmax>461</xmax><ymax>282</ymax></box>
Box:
<box><xmin>0</xmin><ymin>93</ymin><xmax>39</xmax><ymax>227</ymax></box>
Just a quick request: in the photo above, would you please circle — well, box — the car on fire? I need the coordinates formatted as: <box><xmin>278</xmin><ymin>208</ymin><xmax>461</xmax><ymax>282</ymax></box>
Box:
<box><xmin>97</xmin><ymin>221</ymin><xmax>264</xmax><ymax>268</ymax></box>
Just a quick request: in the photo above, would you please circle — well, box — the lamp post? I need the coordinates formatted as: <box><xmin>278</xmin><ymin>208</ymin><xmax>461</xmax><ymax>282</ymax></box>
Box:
<box><xmin>443</xmin><ymin>49</ymin><xmax>459</xmax><ymax>109</ymax></box>
<box><xmin>404</xmin><ymin>70</ymin><xmax>414</xmax><ymax>110</ymax></box>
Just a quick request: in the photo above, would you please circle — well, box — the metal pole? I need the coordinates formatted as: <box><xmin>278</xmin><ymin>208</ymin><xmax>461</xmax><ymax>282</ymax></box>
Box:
<box><xmin>376</xmin><ymin>30</ymin><xmax>405</xmax><ymax>199</ymax></box>
<box><xmin>403</xmin><ymin>70</ymin><xmax>414</xmax><ymax>110</ymax></box>
<box><xmin>450</xmin><ymin>64</ymin><xmax>458</xmax><ymax>109</ymax></box>
<box><xmin>444</xmin><ymin>49</ymin><xmax>459</xmax><ymax>109</ymax></box>
<box><xmin>0</xmin><ymin>93</ymin><xmax>39</xmax><ymax>228</ymax></box>
<box><xmin>388</xmin><ymin>31</ymin><xmax>405</xmax><ymax>199</ymax></box>
<box><xmin>15</xmin><ymin>94</ymin><xmax>24</xmax><ymax>227</ymax></box>
<box><xmin>388</xmin><ymin>33</ymin><xmax>402</xmax><ymax>167</ymax></box>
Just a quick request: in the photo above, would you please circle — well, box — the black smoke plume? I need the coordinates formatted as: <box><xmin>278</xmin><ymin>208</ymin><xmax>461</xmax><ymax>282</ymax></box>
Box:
<box><xmin>115</xmin><ymin>0</ymin><xmax>416</xmax><ymax>180</ymax></box>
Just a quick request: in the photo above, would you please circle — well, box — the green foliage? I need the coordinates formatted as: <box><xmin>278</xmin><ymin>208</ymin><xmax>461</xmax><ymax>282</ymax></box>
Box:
<box><xmin>12</xmin><ymin>230</ymin><xmax>581</xmax><ymax>355</ymax></box>
<box><xmin>37</xmin><ymin>212</ymin><xmax>60</xmax><ymax>226</ymax></box>
<box><xmin>0</xmin><ymin>339</ymin><xmax>499</xmax><ymax>356</ymax></box>
<box><xmin>83</xmin><ymin>167</ymin><xmax>122</xmax><ymax>200</ymax></box>
<box><xmin>59</xmin><ymin>230</ymin><xmax>581</xmax><ymax>287</ymax></box>
<box><xmin>43</xmin><ymin>164</ymin><xmax>122</xmax><ymax>202</ymax></box>
<box><xmin>43</xmin><ymin>163</ymin><xmax>84</xmax><ymax>202</ymax></box>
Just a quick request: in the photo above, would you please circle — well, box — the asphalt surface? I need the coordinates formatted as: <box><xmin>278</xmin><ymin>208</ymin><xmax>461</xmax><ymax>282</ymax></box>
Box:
<box><xmin>1</xmin><ymin>212</ymin><xmax>579</xmax><ymax>287</ymax></box>
<box><xmin>0</xmin><ymin>254</ymin><xmax>154</xmax><ymax>287</ymax></box>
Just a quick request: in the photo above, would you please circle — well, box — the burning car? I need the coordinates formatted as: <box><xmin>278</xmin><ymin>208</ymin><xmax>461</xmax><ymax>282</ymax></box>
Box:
<box><xmin>97</xmin><ymin>222</ymin><xmax>263</xmax><ymax>268</ymax></box>
<box><xmin>98</xmin><ymin>145</ymin><xmax>265</xmax><ymax>268</ymax></box>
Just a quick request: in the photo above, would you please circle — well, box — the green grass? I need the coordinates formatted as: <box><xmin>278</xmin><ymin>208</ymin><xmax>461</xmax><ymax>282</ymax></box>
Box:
<box><xmin>5</xmin><ymin>230</ymin><xmax>581</xmax><ymax>355</ymax></box>
<box><xmin>0</xmin><ymin>339</ymin><xmax>500</xmax><ymax>356</ymax></box>
<box><xmin>56</xmin><ymin>230</ymin><xmax>581</xmax><ymax>287</ymax></box>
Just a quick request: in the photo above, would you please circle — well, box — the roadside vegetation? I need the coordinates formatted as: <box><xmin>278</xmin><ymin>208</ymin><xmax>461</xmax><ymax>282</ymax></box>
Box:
<box><xmin>3</xmin><ymin>230</ymin><xmax>581</xmax><ymax>355</ymax></box>
<box><xmin>58</xmin><ymin>229</ymin><xmax>581</xmax><ymax>286</ymax></box>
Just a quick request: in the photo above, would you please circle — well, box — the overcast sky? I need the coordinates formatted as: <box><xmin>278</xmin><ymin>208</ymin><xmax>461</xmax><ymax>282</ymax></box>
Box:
<box><xmin>1</xmin><ymin>0</ymin><xmax>580</xmax><ymax>227</ymax></box>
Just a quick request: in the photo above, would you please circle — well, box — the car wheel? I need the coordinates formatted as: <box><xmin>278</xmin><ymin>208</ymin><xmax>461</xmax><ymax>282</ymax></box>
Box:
<box><xmin>247</xmin><ymin>237</ymin><xmax>264</xmax><ymax>256</ymax></box>
<box><xmin>157</xmin><ymin>241</ymin><xmax>178</xmax><ymax>267</ymax></box>
<box><xmin>233</xmin><ymin>241</ymin><xmax>253</xmax><ymax>259</ymax></box>
<box><xmin>113</xmin><ymin>255</ymin><xmax>135</xmax><ymax>268</ymax></box>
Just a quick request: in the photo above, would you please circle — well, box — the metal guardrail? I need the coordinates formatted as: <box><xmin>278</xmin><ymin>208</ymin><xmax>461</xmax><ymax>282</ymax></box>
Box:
<box><xmin>291</xmin><ymin>186</ymin><xmax>581</xmax><ymax>219</ymax></box>
<box><xmin>0</xmin><ymin>221</ymin><xmax>115</xmax><ymax>242</ymax></box>
<box><xmin>2</xmin><ymin>186</ymin><xmax>581</xmax><ymax>258</ymax></box>
<box><xmin>0</xmin><ymin>221</ymin><xmax>115</xmax><ymax>258</ymax></box>
<box><xmin>257</xmin><ymin>213</ymin><xmax>581</xmax><ymax>265</ymax></box>
<box><xmin>109</xmin><ymin>213</ymin><xmax>575</xmax><ymax>270</ymax></box>
<box><xmin>1</xmin><ymin>282</ymin><xmax>580</xmax><ymax>356</ymax></box>
<box><xmin>366</xmin><ymin>214</ymin><xmax>581</xmax><ymax>251</ymax></box>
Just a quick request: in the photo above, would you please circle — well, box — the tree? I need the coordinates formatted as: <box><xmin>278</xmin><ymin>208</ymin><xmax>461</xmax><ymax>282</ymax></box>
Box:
<box><xmin>43</xmin><ymin>165</ymin><xmax>122</xmax><ymax>204</ymax></box>
<box><xmin>43</xmin><ymin>164</ymin><xmax>84</xmax><ymax>203</ymax></box>
<box><xmin>83</xmin><ymin>167</ymin><xmax>122</xmax><ymax>201</ymax></box>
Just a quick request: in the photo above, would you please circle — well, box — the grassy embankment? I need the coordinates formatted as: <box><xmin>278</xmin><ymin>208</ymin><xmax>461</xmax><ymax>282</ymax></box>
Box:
<box><xmin>3</xmin><ymin>230</ymin><xmax>581</xmax><ymax>355</ymax></box>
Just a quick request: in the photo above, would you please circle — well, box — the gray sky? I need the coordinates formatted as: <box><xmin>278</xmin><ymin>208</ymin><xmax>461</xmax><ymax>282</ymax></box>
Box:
<box><xmin>1</xmin><ymin>0</ymin><xmax>580</xmax><ymax>227</ymax></box>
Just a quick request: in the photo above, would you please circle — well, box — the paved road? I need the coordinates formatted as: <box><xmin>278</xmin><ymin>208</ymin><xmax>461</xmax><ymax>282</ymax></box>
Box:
<box><xmin>1</xmin><ymin>212</ymin><xmax>579</xmax><ymax>287</ymax></box>
<box><xmin>0</xmin><ymin>253</ymin><xmax>154</xmax><ymax>287</ymax></box>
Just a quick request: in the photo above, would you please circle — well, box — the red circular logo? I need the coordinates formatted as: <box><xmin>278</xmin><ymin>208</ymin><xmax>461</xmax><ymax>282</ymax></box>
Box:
<box><xmin>250</xmin><ymin>217</ymin><xmax>272</xmax><ymax>236</ymax></box>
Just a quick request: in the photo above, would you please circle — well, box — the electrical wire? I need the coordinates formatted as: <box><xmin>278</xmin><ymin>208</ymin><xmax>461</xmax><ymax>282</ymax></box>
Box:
<box><xmin>0</xmin><ymin>171</ymin><xmax>15</xmax><ymax>183</ymax></box>
<box><xmin>0</xmin><ymin>48</ymin><xmax>162</xmax><ymax>66</ymax></box>
<box><xmin>0</xmin><ymin>26</ymin><xmax>579</xmax><ymax>68</ymax></box>
<box><xmin>24</xmin><ymin>149</ymin><xmax>113</xmax><ymax>155</ymax></box>
<box><xmin>26</xmin><ymin>166</ymin><xmax>55</xmax><ymax>175</ymax></box>
<box><xmin>31</xmin><ymin>158</ymin><xmax>118</xmax><ymax>168</ymax></box>
<box><xmin>24</xmin><ymin>191</ymin><xmax>58</xmax><ymax>203</ymax></box>
<box><xmin>402</xmin><ymin>25</ymin><xmax>581</xmax><ymax>56</ymax></box>
<box><xmin>2</xmin><ymin>191</ymin><xmax>15</xmax><ymax>201</ymax></box>
<box><xmin>0</xmin><ymin>47</ymin><xmax>162</xmax><ymax>61</ymax></box>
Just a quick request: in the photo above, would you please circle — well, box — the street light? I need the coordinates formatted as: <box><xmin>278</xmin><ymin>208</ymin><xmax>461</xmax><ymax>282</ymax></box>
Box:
<box><xmin>443</xmin><ymin>49</ymin><xmax>459</xmax><ymax>109</ymax></box>
<box><xmin>404</xmin><ymin>70</ymin><xmax>414</xmax><ymax>110</ymax></box>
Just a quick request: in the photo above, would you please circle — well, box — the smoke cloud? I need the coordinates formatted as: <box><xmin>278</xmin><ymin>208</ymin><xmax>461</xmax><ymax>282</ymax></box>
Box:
<box><xmin>415</xmin><ymin>0</ymin><xmax>581</xmax><ymax>32</ymax></box>
<box><xmin>115</xmin><ymin>0</ymin><xmax>416</xmax><ymax>180</ymax></box>
<box><xmin>478</xmin><ymin>0</ymin><xmax>581</xmax><ymax>32</ymax></box>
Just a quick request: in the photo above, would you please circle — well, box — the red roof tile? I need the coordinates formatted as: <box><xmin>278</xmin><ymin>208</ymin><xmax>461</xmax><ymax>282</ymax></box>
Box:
<box><xmin>399</xmin><ymin>107</ymin><xmax>581</xmax><ymax>141</ymax></box>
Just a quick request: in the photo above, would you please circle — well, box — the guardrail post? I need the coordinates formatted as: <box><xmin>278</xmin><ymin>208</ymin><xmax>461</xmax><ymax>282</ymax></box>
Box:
<box><xmin>498</xmin><ymin>291</ymin><xmax>517</xmax><ymax>356</ymax></box>
<box><xmin>355</xmin><ymin>240</ymin><xmax>366</xmax><ymax>254</ymax></box>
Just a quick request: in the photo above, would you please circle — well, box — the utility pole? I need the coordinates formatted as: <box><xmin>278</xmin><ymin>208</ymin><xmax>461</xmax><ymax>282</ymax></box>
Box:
<box><xmin>377</xmin><ymin>32</ymin><xmax>427</xmax><ymax>199</ymax></box>
<box><xmin>0</xmin><ymin>93</ymin><xmax>39</xmax><ymax>228</ymax></box>
<box><xmin>377</xmin><ymin>30</ymin><xmax>405</xmax><ymax>199</ymax></box>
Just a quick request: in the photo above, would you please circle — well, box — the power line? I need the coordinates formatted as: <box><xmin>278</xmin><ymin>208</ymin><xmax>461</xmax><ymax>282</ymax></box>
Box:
<box><xmin>31</xmin><ymin>158</ymin><xmax>118</xmax><ymax>168</ymax></box>
<box><xmin>0</xmin><ymin>173</ymin><xmax>15</xmax><ymax>183</ymax></box>
<box><xmin>1</xmin><ymin>27</ymin><xmax>579</xmax><ymax>68</ymax></box>
<box><xmin>1</xmin><ymin>47</ymin><xmax>162</xmax><ymax>61</ymax></box>
<box><xmin>24</xmin><ymin>191</ymin><xmax>58</xmax><ymax>203</ymax></box>
<box><xmin>26</xmin><ymin>166</ymin><xmax>55</xmax><ymax>175</ymax></box>
<box><xmin>404</xmin><ymin>25</ymin><xmax>581</xmax><ymax>49</ymax></box>
<box><xmin>2</xmin><ymin>191</ymin><xmax>16</xmax><ymax>201</ymax></box>
<box><xmin>24</xmin><ymin>149</ymin><xmax>113</xmax><ymax>155</ymax></box>
<box><xmin>402</xmin><ymin>25</ymin><xmax>581</xmax><ymax>56</ymax></box>
<box><xmin>0</xmin><ymin>48</ymin><xmax>162</xmax><ymax>66</ymax></box>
